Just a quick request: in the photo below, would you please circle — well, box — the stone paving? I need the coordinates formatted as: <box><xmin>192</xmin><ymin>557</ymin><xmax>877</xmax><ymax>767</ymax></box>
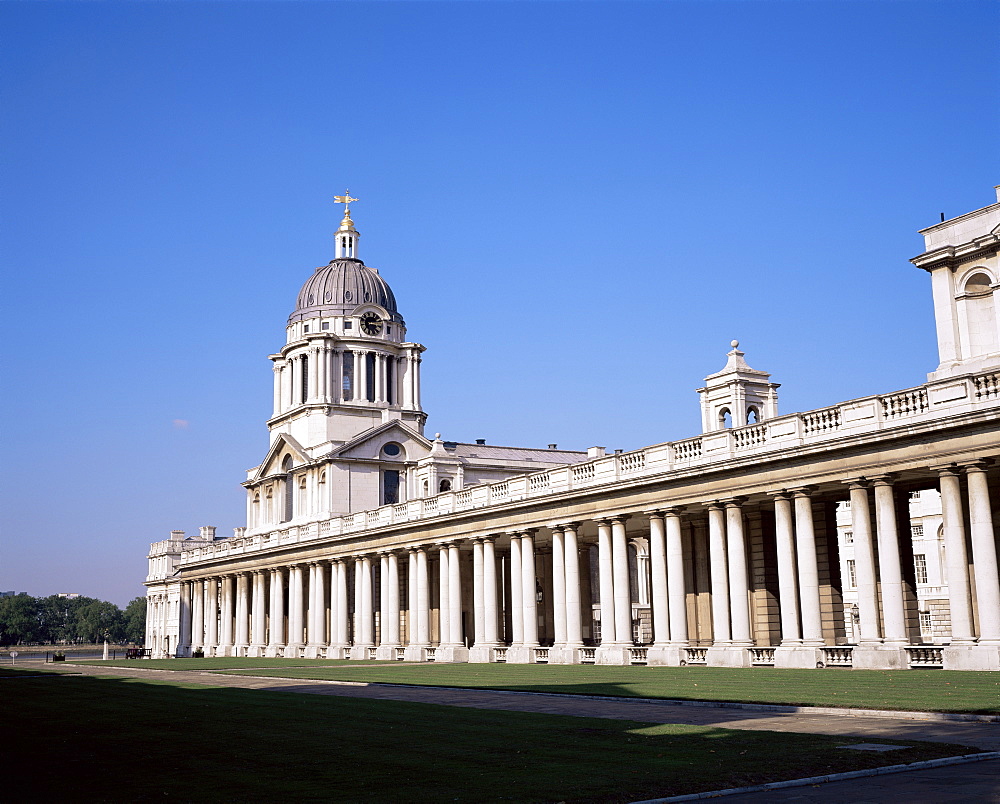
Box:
<box><xmin>22</xmin><ymin>661</ymin><xmax>1000</xmax><ymax>802</ymax></box>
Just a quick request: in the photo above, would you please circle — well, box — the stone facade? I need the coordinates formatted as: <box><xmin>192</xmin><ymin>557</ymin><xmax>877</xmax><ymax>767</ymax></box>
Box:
<box><xmin>146</xmin><ymin>188</ymin><xmax>1000</xmax><ymax>671</ymax></box>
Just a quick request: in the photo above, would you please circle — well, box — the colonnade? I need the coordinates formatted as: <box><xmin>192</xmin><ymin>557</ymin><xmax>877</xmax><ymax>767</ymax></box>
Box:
<box><xmin>176</xmin><ymin>462</ymin><xmax>1000</xmax><ymax>670</ymax></box>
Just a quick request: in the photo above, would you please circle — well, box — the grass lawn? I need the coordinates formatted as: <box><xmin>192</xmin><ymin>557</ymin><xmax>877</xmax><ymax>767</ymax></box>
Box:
<box><xmin>1</xmin><ymin>669</ymin><xmax>977</xmax><ymax>803</ymax></box>
<box><xmin>98</xmin><ymin>660</ymin><xmax>1000</xmax><ymax>715</ymax></box>
<box><xmin>77</xmin><ymin>657</ymin><xmax>359</xmax><ymax>671</ymax></box>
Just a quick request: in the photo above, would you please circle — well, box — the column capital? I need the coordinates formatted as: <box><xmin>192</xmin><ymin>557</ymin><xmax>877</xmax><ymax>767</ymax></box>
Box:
<box><xmin>961</xmin><ymin>458</ymin><xmax>994</xmax><ymax>474</ymax></box>
<box><xmin>546</xmin><ymin>521</ymin><xmax>580</xmax><ymax>531</ymax></box>
<box><xmin>930</xmin><ymin>462</ymin><xmax>964</xmax><ymax>476</ymax></box>
<box><xmin>766</xmin><ymin>489</ymin><xmax>793</xmax><ymax>500</ymax></box>
<box><xmin>721</xmin><ymin>496</ymin><xmax>747</xmax><ymax>508</ymax></box>
<box><xmin>596</xmin><ymin>513</ymin><xmax>630</xmax><ymax>525</ymax></box>
<box><xmin>843</xmin><ymin>477</ymin><xmax>871</xmax><ymax>490</ymax></box>
<box><xmin>869</xmin><ymin>473</ymin><xmax>898</xmax><ymax>487</ymax></box>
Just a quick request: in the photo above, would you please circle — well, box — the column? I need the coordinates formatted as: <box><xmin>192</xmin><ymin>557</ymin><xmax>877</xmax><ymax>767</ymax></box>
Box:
<box><xmin>664</xmin><ymin>507</ymin><xmax>688</xmax><ymax>645</ymax></box>
<box><xmin>707</xmin><ymin>504</ymin><xmax>731</xmax><ymax>643</ymax></box>
<box><xmin>359</xmin><ymin>351</ymin><xmax>369</xmax><ymax>403</ymax></box>
<box><xmin>178</xmin><ymin>582</ymin><xmax>191</xmax><ymax>655</ymax></box>
<box><xmin>648</xmin><ymin>512</ymin><xmax>669</xmax><ymax>645</ymax></box>
<box><xmin>872</xmin><ymin>476</ymin><xmax>907</xmax><ymax>644</ymax></box>
<box><xmin>610</xmin><ymin>516</ymin><xmax>632</xmax><ymax>644</ymax></box>
<box><xmin>379</xmin><ymin>554</ymin><xmax>389</xmax><ymax>645</ymax></box>
<box><xmin>937</xmin><ymin>467</ymin><xmax>975</xmax><ymax>644</ymax></box>
<box><xmin>272</xmin><ymin>364</ymin><xmax>283</xmax><ymax>416</ymax></box>
<box><xmin>483</xmin><ymin>537</ymin><xmax>500</xmax><ymax>645</ymax></box>
<box><xmin>205</xmin><ymin>578</ymin><xmax>219</xmax><ymax>652</ymax></box>
<box><xmin>333</xmin><ymin>560</ymin><xmax>349</xmax><ymax>648</ymax></box>
<box><xmin>551</xmin><ymin>527</ymin><xmax>567</xmax><ymax>647</ymax></box>
<box><xmin>437</xmin><ymin>545</ymin><xmax>450</xmax><ymax>645</ymax></box>
<box><xmin>448</xmin><ymin>542</ymin><xmax>463</xmax><ymax>647</ymax></box>
<box><xmin>234</xmin><ymin>573</ymin><xmax>250</xmax><ymax>650</ymax></box>
<box><xmin>509</xmin><ymin>535</ymin><xmax>524</xmax><ymax>645</ymax></box>
<box><xmin>219</xmin><ymin>575</ymin><xmax>234</xmax><ymax>651</ymax></box>
<box><xmin>520</xmin><ymin>532</ymin><xmax>538</xmax><ymax>647</ymax></box>
<box><xmin>473</xmin><ymin>540</ymin><xmax>486</xmax><ymax>645</ymax></box>
<box><xmin>416</xmin><ymin>548</ymin><xmax>430</xmax><ymax>645</ymax></box>
<box><xmin>288</xmin><ymin>565</ymin><xmax>305</xmax><ymax>648</ymax></box>
<box><xmin>725</xmin><ymin>499</ymin><xmax>752</xmax><ymax>646</ymax></box>
<box><xmin>596</xmin><ymin>520</ymin><xmax>616</xmax><ymax>644</ymax></box>
<box><xmin>402</xmin><ymin>355</ymin><xmax>413</xmax><ymax>408</ymax></box>
<box><xmin>563</xmin><ymin>525</ymin><xmax>584</xmax><ymax>648</ymax></box>
<box><xmin>190</xmin><ymin>580</ymin><xmax>204</xmax><ymax>649</ymax></box>
<box><xmin>271</xmin><ymin>569</ymin><xmax>286</xmax><ymax>648</ymax></box>
<box><xmin>848</xmin><ymin>481</ymin><xmax>880</xmax><ymax>645</ymax></box>
<box><xmin>791</xmin><ymin>489</ymin><xmax>824</xmax><ymax>645</ymax></box>
<box><xmin>358</xmin><ymin>556</ymin><xmax>374</xmax><ymax>646</ymax></box>
<box><xmin>250</xmin><ymin>571</ymin><xmax>266</xmax><ymax>651</ymax></box>
<box><xmin>772</xmin><ymin>493</ymin><xmax>801</xmax><ymax>645</ymax></box>
<box><xmin>312</xmin><ymin>563</ymin><xmax>327</xmax><ymax>648</ymax></box>
<box><xmin>408</xmin><ymin>549</ymin><xmax>419</xmax><ymax>645</ymax></box>
<box><xmin>385</xmin><ymin>552</ymin><xmax>401</xmax><ymax>646</ymax></box>
<box><xmin>966</xmin><ymin>463</ymin><xmax>1000</xmax><ymax>644</ymax></box>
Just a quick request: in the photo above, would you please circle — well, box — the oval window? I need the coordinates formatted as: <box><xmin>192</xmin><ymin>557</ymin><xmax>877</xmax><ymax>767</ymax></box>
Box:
<box><xmin>345</xmin><ymin>291</ymin><xmax>353</xmax><ymax>301</ymax></box>
<box><xmin>382</xmin><ymin>443</ymin><xmax>401</xmax><ymax>456</ymax></box>
<box><xmin>308</xmin><ymin>294</ymin><xmax>315</xmax><ymax>305</ymax></box>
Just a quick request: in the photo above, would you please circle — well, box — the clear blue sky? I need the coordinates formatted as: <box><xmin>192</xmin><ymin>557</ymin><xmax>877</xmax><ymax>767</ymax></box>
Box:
<box><xmin>2</xmin><ymin>1</ymin><xmax>997</xmax><ymax>606</ymax></box>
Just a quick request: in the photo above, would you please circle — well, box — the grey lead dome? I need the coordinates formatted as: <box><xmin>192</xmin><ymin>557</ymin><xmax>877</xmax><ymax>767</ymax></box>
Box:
<box><xmin>288</xmin><ymin>257</ymin><xmax>401</xmax><ymax>324</ymax></box>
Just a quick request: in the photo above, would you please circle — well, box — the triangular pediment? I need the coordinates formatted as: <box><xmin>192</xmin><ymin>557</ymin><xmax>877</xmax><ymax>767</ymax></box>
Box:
<box><xmin>328</xmin><ymin>420</ymin><xmax>432</xmax><ymax>462</ymax></box>
<box><xmin>251</xmin><ymin>433</ymin><xmax>312</xmax><ymax>482</ymax></box>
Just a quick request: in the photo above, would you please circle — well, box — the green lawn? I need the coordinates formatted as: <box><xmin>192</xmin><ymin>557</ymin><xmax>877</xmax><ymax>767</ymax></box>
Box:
<box><xmin>1</xmin><ymin>669</ymin><xmax>977</xmax><ymax>803</ymax></box>
<box><xmin>77</xmin><ymin>657</ymin><xmax>359</xmax><ymax>671</ymax></box>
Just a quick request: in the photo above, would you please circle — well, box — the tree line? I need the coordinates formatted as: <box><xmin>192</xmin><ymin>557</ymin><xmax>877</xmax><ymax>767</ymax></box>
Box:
<box><xmin>0</xmin><ymin>594</ymin><xmax>146</xmax><ymax>646</ymax></box>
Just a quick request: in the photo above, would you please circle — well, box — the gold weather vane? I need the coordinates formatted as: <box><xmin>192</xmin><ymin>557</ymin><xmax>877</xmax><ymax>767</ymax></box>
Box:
<box><xmin>334</xmin><ymin>190</ymin><xmax>359</xmax><ymax>215</ymax></box>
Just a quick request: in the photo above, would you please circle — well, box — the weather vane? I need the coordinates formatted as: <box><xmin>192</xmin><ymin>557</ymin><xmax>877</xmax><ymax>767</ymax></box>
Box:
<box><xmin>334</xmin><ymin>190</ymin><xmax>359</xmax><ymax>214</ymax></box>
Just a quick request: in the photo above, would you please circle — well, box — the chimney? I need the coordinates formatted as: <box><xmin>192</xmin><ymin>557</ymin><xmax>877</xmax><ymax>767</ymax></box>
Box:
<box><xmin>614</xmin><ymin>449</ymin><xmax>623</xmax><ymax>454</ymax></box>
<box><xmin>170</xmin><ymin>530</ymin><xmax>185</xmax><ymax>541</ymax></box>
<box><xmin>476</xmin><ymin>438</ymin><xmax>486</xmax><ymax>445</ymax></box>
<box><xmin>587</xmin><ymin>446</ymin><xmax>606</xmax><ymax>459</ymax></box>
<box><xmin>547</xmin><ymin>443</ymin><xmax>557</xmax><ymax>450</ymax></box>
<box><xmin>199</xmin><ymin>526</ymin><xmax>217</xmax><ymax>540</ymax></box>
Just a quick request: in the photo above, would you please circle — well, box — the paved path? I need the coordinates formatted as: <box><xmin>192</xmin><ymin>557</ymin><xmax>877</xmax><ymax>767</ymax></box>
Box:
<box><xmin>23</xmin><ymin>661</ymin><xmax>1000</xmax><ymax>802</ymax></box>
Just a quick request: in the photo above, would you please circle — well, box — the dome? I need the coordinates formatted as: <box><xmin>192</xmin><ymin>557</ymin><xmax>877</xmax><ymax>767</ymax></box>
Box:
<box><xmin>288</xmin><ymin>258</ymin><xmax>401</xmax><ymax>323</ymax></box>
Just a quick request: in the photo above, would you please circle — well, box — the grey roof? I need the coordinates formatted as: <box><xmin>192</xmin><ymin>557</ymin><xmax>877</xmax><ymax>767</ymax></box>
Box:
<box><xmin>288</xmin><ymin>258</ymin><xmax>401</xmax><ymax>323</ymax></box>
<box><xmin>448</xmin><ymin>442</ymin><xmax>589</xmax><ymax>465</ymax></box>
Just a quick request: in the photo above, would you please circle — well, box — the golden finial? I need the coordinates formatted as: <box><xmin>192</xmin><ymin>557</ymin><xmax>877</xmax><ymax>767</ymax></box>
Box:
<box><xmin>333</xmin><ymin>190</ymin><xmax>359</xmax><ymax>212</ymax></box>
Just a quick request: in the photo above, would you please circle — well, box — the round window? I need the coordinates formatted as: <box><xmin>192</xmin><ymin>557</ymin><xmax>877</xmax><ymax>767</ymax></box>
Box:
<box><xmin>382</xmin><ymin>443</ymin><xmax>401</xmax><ymax>456</ymax></box>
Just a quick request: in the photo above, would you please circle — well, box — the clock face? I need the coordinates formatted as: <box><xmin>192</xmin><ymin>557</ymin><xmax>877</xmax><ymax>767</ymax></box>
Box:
<box><xmin>359</xmin><ymin>312</ymin><xmax>382</xmax><ymax>336</ymax></box>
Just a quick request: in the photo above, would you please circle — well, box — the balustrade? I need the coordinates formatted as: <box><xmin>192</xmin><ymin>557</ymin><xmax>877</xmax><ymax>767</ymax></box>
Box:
<box><xmin>802</xmin><ymin>408</ymin><xmax>841</xmax><ymax>435</ymax></box>
<box><xmin>490</xmin><ymin>482</ymin><xmax>510</xmax><ymax>501</ymax></box>
<box><xmin>492</xmin><ymin>646</ymin><xmax>508</xmax><ymax>663</ymax></box>
<box><xmin>529</xmin><ymin>472</ymin><xmax>551</xmax><ymax>491</ymax></box>
<box><xmin>684</xmin><ymin>647</ymin><xmax>708</xmax><ymax>664</ymax></box>
<box><xmin>673</xmin><ymin>438</ymin><xmax>703</xmax><ymax>461</ymax></box>
<box><xmin>881</xmin><ymin>388</ymin><xmax>928</xmax><ymax>418</ymax></box>
<box><xmin>533</xmin><ymin>648</ymin><xmax>550</xmax><ymax>664</ymax></box>
<box><xmin>580</xmin><ymin>647</ymin><xmax>597</xmax><ymax>664</ymax></box>
<box><xmin>627</xmin><ymin>647</ymin><xmax>648</xmax><ymax>665</ymax></box>
<box><xmin>974</xmin><ymin>372</ymin><xmax>1000</xmax><ymax>400</ymax></box>
<box><xmin>733</xmin><ymin>425</ymin><xmax>766</xmax><ymax>450</ymax></box>
<box><xmin>749</xmin><ymin>647</ymin><xmax>775</xmax><ymax>665</ymax></box>
<box><xmin>822</xmin><ymin>647</ymin><xmax>854</xmax><ymax>667</ymax></box>
<box><xmin>571</xmin><ymin>463</ymin><xmax>596</xmax><ymax>483</ymax></box>
<box><xmin>905</xmin><ymin>646</ymin><xmax>944</xmax><ymax>667</ymax></box>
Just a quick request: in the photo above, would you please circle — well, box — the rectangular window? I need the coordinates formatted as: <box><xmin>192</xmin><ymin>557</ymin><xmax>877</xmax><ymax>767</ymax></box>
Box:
<box><xmin>846</xmin><ymin>559</ymin><xmax>856</xmax><ymax>589</ymax></box>
<box><xmin>910</xmin><ymin>490</ymin><xmax>921</xmax><ymax>499</ymax></box>
<box><xmin>300</xmin><ymin>356</ymin><xmax>309</xmax><ymax>404</ymax></box>
<box><xmin>321</xmin><ymin>322</ymin><xmax>330</xmax><ymax>331</ymax></box>
<box><xmin>844</xmin><ymin>530</ymin><xmax>853</xmax><ymax>544</ymax></box>
<box><xmin>342</xmin><ymin>352</ymin><xmax>353</xmax><ymax>401</ymax></box>
<box><xmin>383</xmin><ymin>470</ymin><xmax>400</xmax><ymax>505</ymax></box>
<box><xmin>344</xmin><ymin>320</ymin><xmax>352</xmax><ymax>330</ymax></box>
<box><xmin>911</xmin><ymin>524</ymin><xmax>924</xmax><ymax>538</ymax></box>
<box><xmin>386</xmin><ymin>356</ymin><xmax>394</xmax><ymax>405</ymax></box>
<box><xmin>914</xmin><ymin>554</ymin><xmax>928</xmax><ymax>584</ymax></box>
<box><xmin>919</xmin><ymin>612</ymin><xmax>932</xmax><ymax>632</ymax></box>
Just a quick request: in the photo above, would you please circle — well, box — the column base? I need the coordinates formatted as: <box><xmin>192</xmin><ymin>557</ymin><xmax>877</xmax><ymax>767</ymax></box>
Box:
<box><xmin>402</xmin><ymin>645</ymin><xmax>429</xmax><ymax>662</ymax></box>
<box><xmin>646</xmin><ymin>645</ymin><xmax>688</xmax><ymax>667</ymax></box>
<box><xmin>284</xmin><ymin>643</ymin><xmax>304</xmax><ymax>659</ymax></box>
<box><xmin>774</xmin><ymin>646</ymin><xmax>825</xmax><ymax>669</ymax></box>
<box><xmin>264</xmin><ymin>645</ymin><xmax>282</xmax><ymax>658</ymax></box>
<box><xmin>374</xmin><ymin>644</ymin><xmax>402</xmax><ymax>661</ymax></box>
<box><xmin>433</xmin><ymin>646</ymin><xmax>469</xmax><ymax>663</ymax></box>
<box><xmin>851</xmin><ymin>645</ymin><xmax>909</xmax><ymax>670</ymax></box>
<box><xmin>706</xmin><ymin>646</ymin><xmax>752</xmax><ymax>667</ymax></box>
<box><xmin>468</xmin><ymin>644</ymin><xmax>499</xmax><ymax>663</ymax></box>
<box><xmin>232</xmin><ymin>644</ymin><xmax>249</xmax><ymax>658</ymax></box>
<box><xmin>595</xmin><ymin>645</ymin><xmax>630</xmax><ymax>665</ymax></box>
<box><xmin>303</xmin><ymin>645</ymin><xmax>321</xmax><ymax>659</ymax></box>
<box><xmin>547</xmin><ymin>646</ymin><xmax>585</xmax><ymax>665</ymax></box>
<box><xmin>325</xmin><ymin>645</ymin><xmax>348</xmax><ymax>660</ymax></box>
<box><xmin>247</xmin><ymin>644</ymin><xmax>266</xmax><ymax>658</ymax></box>
<box><xmin>943</xmin><ymin>644</ymin><xmax>1000</xmax><ymax>671</ymax></box>
<box><xmin>350</xmin><ymin>645</ymin><xmax>375</xmax><ymax>660</ymax></box>
<box><xmin>217</xmin><ymin>645</ymin><xmax>235</xmax><ymax>657</ymax></box>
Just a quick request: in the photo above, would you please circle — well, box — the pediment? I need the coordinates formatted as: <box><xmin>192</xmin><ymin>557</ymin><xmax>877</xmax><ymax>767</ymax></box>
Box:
<box><xmin>328</xmin><ymin>420</ymin><xmax>432</xmax><ymax>462</ymax></box>
<box><xmin>251</xmin><ymin>434</ymin><xmax>312</xmax><ymax>482</ymax></box>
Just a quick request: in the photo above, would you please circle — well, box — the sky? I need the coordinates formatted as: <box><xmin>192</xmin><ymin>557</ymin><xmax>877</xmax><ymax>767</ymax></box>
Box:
<box><xmin>2</xmin><ymin>0</ymin><xmax>997</xmax><ymax>606</ymax></box>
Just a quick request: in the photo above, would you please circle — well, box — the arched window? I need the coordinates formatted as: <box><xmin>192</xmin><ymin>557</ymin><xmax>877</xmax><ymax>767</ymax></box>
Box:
<box><xmin>746</xmin><ymin>406</ymin><xmax>759</xmax><ymax>425</ymax></box>
<box><xmin>282</xmin><ymin>455</ymin><xmax>294</xmax><ymax>522</ymax></box>
<box><xmin>422</xmin><ymin>480</ymin><xmax>429</xmax><ymax>497</ymax></box>
<box><xmin>719</xmin><ymin>408</ymin><xmax>732</xmax><ymax>429</ymax></box>
<box><xmin>439</xmin><ymin>479</ymin><xmax>452</xmax><ymax>492</ymax></box>
<box><xmin>961</xmin><ymin>271</ymin><xmax>998</xmax><ymax>356</ymax></box>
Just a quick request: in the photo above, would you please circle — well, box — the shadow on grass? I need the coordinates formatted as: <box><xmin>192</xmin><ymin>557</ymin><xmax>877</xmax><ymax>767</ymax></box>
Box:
<box><xmin>1</xmin><ymin>670</ymin><xmax>978</xmax><ymax>803</ymax></box>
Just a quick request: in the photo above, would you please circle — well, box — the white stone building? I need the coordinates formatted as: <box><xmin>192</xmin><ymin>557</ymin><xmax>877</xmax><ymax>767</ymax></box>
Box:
<box><xmin>147</xmin><ymin>188</ymin><xmax>1000</xmax><ymax>671</ymax></box>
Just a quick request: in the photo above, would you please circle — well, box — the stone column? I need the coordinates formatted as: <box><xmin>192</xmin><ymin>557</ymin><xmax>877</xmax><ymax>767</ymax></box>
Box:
<box><xmin>287</xmin><ymin>565</ymin><xmax>305</xmax><ymax>651</ymax></box>
<box><xmin>234</xmin><ymin>573</ymin><xmax>250</xmax><ymax>654</ymax></box>
<box><xmin>966</xmin><ymin>463</ymin><xmax>1000</xmax><ymax>645</ymax></box>
<box><xmin>447</xmin><ymin>542</ymin><xmax>464</xmax><ymax>652</ymax></box>
<box><xmin>706</xmin><ymin>504</ymin><xmax>731</xmax><ymax>644</ymax></box>
<box><xmin>509</xmin><ymin>535</ymin><xmax>524</xmax><ymax>646</ymax></box>
<box><xmin>415</xmin><ymin>548</ymin><xmax>430</xmax><ymax>644</ymax></box>
<box><xmin>357</xmin><ymin>557</ymin><xmax>374</xmax><ymax>652</ymax></box>
<box><xmin>190</xmin><ymin>579</ymin><xmax>204</xmax><ymax>651</ymax></box>
<box><xmin>376</xmin><ymin>552</ymin><xmax>400</xmax><ymax>658</ymax></box>
<box><xmin>219</xmin><ymin>576</ymin><xmax>234</xmax><ymax>654</ymax></box>
<box><xmin>520</xmin><ymin>532</ymin><xmax>539</xmax><ymax>648</ymax></box>
<box><xmin>177</xmin><ymin>582</ymin><xmax>191</xmax><ymax>657</ymax></box>
<box><xmin>483</xmin><ymin>537</ymin><xmax>500</xmax><ymax>646</ymax></box>
<box><xmin>648</xmin><ymin>512</ymin><xmax>669</xmax><ymax>646</ymax></box>
<box><xmin>847</xmin><ymin>481</ymin><xmax>882</xmax><ymax>645</ymax></box>
<box><xmin>772</xmin><ymin>493</ymin><xmax>801</xmax><ymax>645</ymax></box>
<box><xmin>563</xmin><ymin>525</ymin><xmax>584</xmax><ymax>651</ymax></box>
<box><xmin>267</xmin><ymin>569</ymin><xmax>284</xmax><ymax>655</ymax></box>
<box><xmin>664</xmin><ymin>507</ymin><xmax>688</xmax><ymax>647</ymax></box>
<box><xmin>332</xmin><ymin>560</ymin><xmax>349</xmax><ymax>654</ymax></box>
<box><xmin>551</xmin><ymin>527</ymin><xmax>567</xmax><ymax>648</ymax></box>
<box><xmin>611</xmin><ymin>516</ymin><xmax>632</xmax><ymax>645</ymax></box>
<box><xmin>871</xmin><ymin>476</ymin><xmax>908</xmax><ymax>645</ymax></box>
<box><xmin>472</xmin><ymin>540</ymin><xmax>486</xmax><ymax>646</ymax></box>
<box><xmin>250</xmin><ymin>571</ymin><xmax>266</xmax><ymax>656</ymax></box>
<box><xmin>437</xmin><ymin>545</ymin><xmax>450</xmax><ymax>646</ymax></box>
<box><xmin>307</xmin><ymin>563</ymin><xmax>326</xmax><ymax>657</ymax></box>
<box><xmin>596</xmin><ymin>520</ymin><xmax>616</xmax><ymax>645</ymax></box>
<box><xmin>205</xmin><ymin>578</ymin><xmax>219</xmax><ymax>655</ymax></box>
<box><xmin>937</xmin><ymin>467</ymin><xmax>975</xmax><ymax>644</ymax></box>
<box><xmin>724</xmin><ymin>499</ymin><xmax>752</xmax><ymax>647</ymax></box>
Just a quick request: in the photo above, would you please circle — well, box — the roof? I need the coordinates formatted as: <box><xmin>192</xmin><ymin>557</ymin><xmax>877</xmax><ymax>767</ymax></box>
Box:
<box><xmin>288</xmin><ymin>258</ymin><xmax>401</xmax><ymax>323</ymax></box>
<box><xmin>447</xmin><ymin>442</ymin><xmax>589</xmax><ymax>465</ymax></box>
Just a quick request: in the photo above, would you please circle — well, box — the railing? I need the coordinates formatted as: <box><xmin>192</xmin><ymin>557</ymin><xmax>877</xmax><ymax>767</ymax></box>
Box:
<box><xmin>734</xmin><ymin>425</ymin><xmax>767</xmax><ymax>450</ymax></box>
<box><xmin>749</xmin><ymin>647</ymin><xmax>775</xmax><ymax>665</ymax></box>
<box><xmin>367</xmin><ymin>646</ymin><xmax>377</xmax><ymax>660</ymax></box>
<box><xmin>580</xmin><ymin>647</ymin><xmax>596</xmax><ymax>664</ymax></box>
<box><xmin>533</xmin><ymin>648</ymin><xmax>549</xmax><ymax>664</ymax></box>
<box><xmin>175</xmin><ymin>369</ymin><xmax>1000</xmax><ymax>567</ymax></box>
<box><xmin>619</xmin><ymin>452</ymin><xmax>646</xmax><ymax>474</ymax></box>
<box><xmin>492</xmin><ymin>646</ymin><xmax>508</xmax><ymax>663</ymax></box>
<box><xmin>672</xmin><ymin>437</ymin><xmax>702</xmax><ymax>461</ymax></box>
<box><xmin>906</xmin><ymin>646</ymin><xmax>944</xmax><ymax>667</ymax></box>
<box><xmin>395</xmin><ymin>647</ymin><xmax>406</xmax><ymax>661</ymax></box>
<box><xmin>627</xmin><ymin>647</ymin><xmax>648</xmax><ymax>665</ymax></box>
<box><xmin>529</xmin><ymin>472</ymin><xmax>551</xmax><ymax>491</ymax></box>
<box><xmin>881</xmin><ymin>388</ymin><xmax>928</xmax><ymax>419</ymax></box>
<box><xmin>684</xmin><ymin>647</ymin><xmax>708</xmax><ymax>665</ymax></box>
<box><xmin>425</xmin><ymin>647</ymin><xmax>437</xmax><ymax>662</ymax></box>
<box><xmin>822</xmin><ymin>646</ymin><xmax>854</xmax><ymax>667</ymax></box>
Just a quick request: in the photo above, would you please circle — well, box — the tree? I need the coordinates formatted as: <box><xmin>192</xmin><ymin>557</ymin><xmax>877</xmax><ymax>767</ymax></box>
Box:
<box><xmin>0</xmin><ymin>594</ymin><xmax>41</xmax><ymax>645</ymax></box>
<box><xmin>123</xmin><ymin>596</ymin><xmax>147</xmax><ymax>644</ymax></box>
<box><xmin>73</xmin><ymin>598</ymin><xmax>125</xmax><ymax>643</ymax></box>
